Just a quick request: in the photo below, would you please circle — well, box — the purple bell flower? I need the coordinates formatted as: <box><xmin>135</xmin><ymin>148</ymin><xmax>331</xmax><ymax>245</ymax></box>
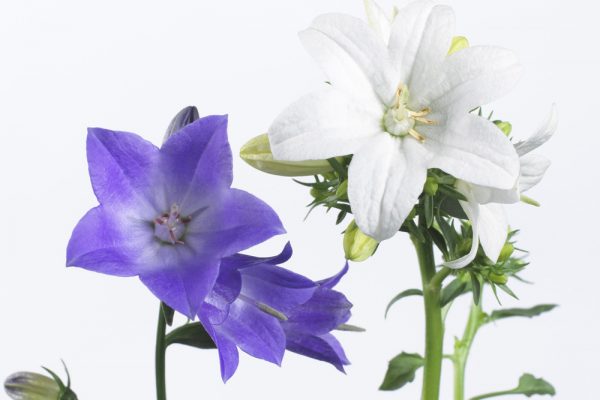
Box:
<box><xmin>199</xmin><ymin>243</ymin><xmax>352</xmax><ymax>381</ymax></box>
<box><xmin>66</xmin><ymin>112</ymin><xmax>285</xmax><ymax>319</ymax></box>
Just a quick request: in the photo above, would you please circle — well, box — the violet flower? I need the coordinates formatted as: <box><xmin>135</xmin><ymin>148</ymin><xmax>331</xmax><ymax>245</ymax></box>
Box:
<box><xmin>66</xmin><ymin>112</ymin><xmax>285</xmax><ymax>319</ymax></box>
<box><xmin>199</xmin><ymin>243</ymin><xmax>352</xmax><ymax>381</ymax></box>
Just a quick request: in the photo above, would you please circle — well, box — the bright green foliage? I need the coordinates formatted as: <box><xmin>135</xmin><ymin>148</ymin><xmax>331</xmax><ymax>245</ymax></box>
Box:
<box><xmin>379</xmin><ymin>353</ymin><xmax>424</xmax><ymax>391</ymax></box>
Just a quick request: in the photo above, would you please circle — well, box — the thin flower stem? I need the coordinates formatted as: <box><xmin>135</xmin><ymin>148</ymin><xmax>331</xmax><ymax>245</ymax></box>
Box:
<box><xmin>453</xmin><ymin>301</ymin><xmax>485</xmax><ymax>400</ymax></box>
<box><xmin>469</xmin><ymin>390</ymin><xmax>513</xmax><ymax>400</ymax></box>
<box><xmin>155</xmin><ymin>304</ymin><xmax>168</xmax><ymax>400</ymax></box>
<box><xmin>412</xmin><ymin>235</ymin><xmax>444</xmax><ymax>400</ymax></box>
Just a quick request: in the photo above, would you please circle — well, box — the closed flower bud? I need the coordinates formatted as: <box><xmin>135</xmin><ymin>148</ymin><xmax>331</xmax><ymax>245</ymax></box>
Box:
<box><xmin>498</xmin><ymin>243</ymin><xmax>514</xmax><ymax>262</ymax></box>
<box><xmin>163</xmin><ymin>106</ymin><xmax>200</xmax><ymax>142</ymax></box>
<box><xmin>5</xmin><ymin>364</ymin><xmax>78</xmax><ymax>400</ymax></box>
<box><xmin>5</xmin><ymin>372</ymin><xmax>60</xmax><ymax>400</ymax></box>
<box><xmin>448</xmin><ymin>36</ymin><xmax>470</xmax><ymax>55</ymax></box>
<box><xmin>336</xmin><ymin>180</ymin><xmax>348</xmax><ymax>200</ymax></box>
<box><xmin>424</xmin><ymin>177</ymin><xmax>439</xmax><ymax>196</ymax></box>
<box><xmin>240</xmin><ymin>134</ymin><xmax>334</xmax><ymax>177</ymax></box>
<box><xmin>344</xmin><ymin>220</ymin><xmax>378</xmax><ymax>262</ymax></box>
<box><xmin>494</xmin><ymin>120</ymin><xmax>513</xmax><ymax>137</ymax></box>
<box><xmin>489</xmin><ymin>272</ymin><xmax>508</xmax><ymax>285</ymax></box>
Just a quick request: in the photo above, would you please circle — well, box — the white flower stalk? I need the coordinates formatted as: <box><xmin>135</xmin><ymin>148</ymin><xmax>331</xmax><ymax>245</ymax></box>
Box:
<box><xmin>446</xmin><ymin>106</ymin><xmax>558</xmax><ymax>268</ymax></box>
<box><xmin>268</xmin><ymin>0</ymin><xmax>521</xmax><ymax>241</ymax></box>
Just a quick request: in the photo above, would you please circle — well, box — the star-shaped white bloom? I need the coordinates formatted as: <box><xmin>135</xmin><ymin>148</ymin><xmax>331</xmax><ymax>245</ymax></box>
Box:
<box><xmin>446</xmin><ymin>106</ymin><xmax>558</xmax><ymax>269</ymax></box>
<box><xmin>268</xmin><ymin>0</ymin><xmax>522</xmax><ymax>241</ymax></box>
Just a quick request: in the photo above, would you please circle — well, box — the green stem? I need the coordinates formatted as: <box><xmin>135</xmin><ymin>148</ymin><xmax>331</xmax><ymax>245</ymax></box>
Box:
<box><xmin>469</xmin><ymin>390</ymin><xmax>513</xmax><ymax>400</ymax></box>
<box><xmin>155</xmin><ymin>304</ymin><xmax>167</xmax><ymax>400</ymax></box>
<box><xmin>453</xmin><ymin>302</ymin><xmax>485</xmax><ymax>400</ymax></box>
<box><xmin>412</xmin><ymin>235</ymin><xmax>444</xmax><ymax>400</ymax></box>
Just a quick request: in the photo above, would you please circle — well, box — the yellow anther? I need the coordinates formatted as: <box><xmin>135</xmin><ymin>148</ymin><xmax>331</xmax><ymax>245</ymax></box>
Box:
<box><xmin>409</xmin><ymin>129</ymin><xmax>426</xmax><ymax>143</ymax></box>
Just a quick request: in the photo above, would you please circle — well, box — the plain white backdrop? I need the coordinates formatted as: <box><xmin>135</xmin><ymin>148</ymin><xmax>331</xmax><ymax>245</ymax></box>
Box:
<box><xmin>0</xmin><ymin>0</ymin><xmax>597</xmax><ymax>398</ymax></box>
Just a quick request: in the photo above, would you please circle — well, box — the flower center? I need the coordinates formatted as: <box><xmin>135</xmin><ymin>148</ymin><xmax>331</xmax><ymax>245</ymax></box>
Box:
<box><xmin>154</xmin><ymin>204</ymin><xmax>191</xmax><ymax>245</ymax></box>
<box><xmin>383</xmin><ymin>84</ymin><xmax>435</xmax><ymax>143</ymax></box>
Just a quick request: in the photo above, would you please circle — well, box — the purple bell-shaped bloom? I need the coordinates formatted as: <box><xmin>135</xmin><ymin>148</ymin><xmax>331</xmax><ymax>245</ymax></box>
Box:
<box><xmin>198</xmin><ymin>243</ymin><xmax>352</xmax><ymax>381</ymax></box>
<box><xmin>66</xmin><ymin>113</ymin><xmax>285</xmax><ymax>319</ymax></box>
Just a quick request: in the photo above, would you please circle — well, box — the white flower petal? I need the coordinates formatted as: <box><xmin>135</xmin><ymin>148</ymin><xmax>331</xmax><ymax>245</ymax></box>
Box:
<box><xmin>363</xmin><ymin>0</ymin><xmax>393</xmax><ymax>44</ymax></box>
<box><xmin>445</xmin><ymin>197</ymin><xmax>480</xmax><ymax>269</ymax></box>
<box><xmin>425</xmin><ymin>113</ymin><xmax>520</xmax><ymax>189</ymax></box>
<box><xmin>470</xmin><ymin>184</ymin><xmax>520</xmax><ymax>205</ymax></box>
<box><xmin>300</xmin><ymin>13</ymin><xmax>398</xmax><ymax>105</ymax></box>
<box><xmin>348</xmin><ymin>135</ymin><xmax>429</xmax><ymax>241</ymax></box>
<box><xmin>268</xmin><ymin>86</ymin><xmax>382</xmax><ymax>161</ymax></box>
<box><xmin>446</xmin><ymin>186</ymin><xmax>508</xmax><ymax>269</ymax></box>
<box><xmin>514</xmin><ymin>104</ymin><xmax>558</xmax><ymax>156</ymax></box>
<box><xmin>425</xmin><ymin>46</ymin><xmax>522</xmax><ymax>113</ymax></box>
<box><xmin>388</xmin><ymin>1</ymin><xmax>454</xmax><ymax>96</ymax></box>
<box><xmin>519</xmin><ymin>153</ymin><xmax>551</xmax><ymax>192</ymax></box>
<box><xmin>478</xmin><ymin>203</ymin><xmax>508</xmax><ymax>263</ymax></box>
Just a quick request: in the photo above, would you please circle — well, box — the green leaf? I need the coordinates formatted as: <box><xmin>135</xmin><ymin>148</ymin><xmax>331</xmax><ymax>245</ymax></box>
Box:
<box><xmin>489</xmin><ymin>304</ymin><xmax>557</xmax><ymax>322</ymax></box>
<box><xmin>470</xmin><ymin>273</ymin><xmax>482</xmax><ymax>305</ymax></box>
<box><xmin>385</xmin><ymin>289</ymin><xmax>423</xmax><ymax>318</ymax></box>
<box><xmin>379</xmin><ymin>353</ymin><xmax>424</xmax><ymax>391</ymax></box>
<box><xmin>161</xmin><ymin>302</ymin><xmax>175</xmax><ymax>326</ymax></box>
<box><xmin>437</xmin><ymin>185</ymin><xmax>468</xmax><ymax>202</ymax></box>
<box><xmin>165</xmin><ymin>322</ymin><xmax>216</xmax><ymax>349</ymax></box>
<box><xmin>470</xmin><ymin>373</ymin><xmax>556</xmax><ymax>399</ymax></box>
<box><xmin>424</xmin><ymin>195</ymin><xmax>434</xmax><ymax>228</ymax></box>
<box><xmin>428</xmin><ymin>227</ymin><xmax>448</xmax><ymax>257</ymax></box>
<box><xmin>514</xmin><ymin>373</ymin><xmax>556</xmax><ymax>396</ymax></box>
<box><xmin>439</xmin><ymin>196</ymin><xmax>468</xmax><ymax>219</ymax></box>
<box><xmin>327</xmin><ymin>157</ymin><xmax>347</xmax><ymax>180</ymax></box>
<box><xmin>440</xmin><ymin>278</ymin><xmax>469</xmax><ymax>307</ymax></box>
<box><xmin>436</xmin><ymin>215</ymin><xmax>458</xmax><ymax>258</ymax></box>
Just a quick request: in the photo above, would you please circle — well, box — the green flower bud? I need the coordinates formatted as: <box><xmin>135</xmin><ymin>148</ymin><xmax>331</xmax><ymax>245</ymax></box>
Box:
<box><xmin>448</xmin><ymin>36</ymin><xmax>470</xmax><ymax>55</ymax></box>
<box><xmin>494</xmin><ymin>120</ymin><xmax>513</xmax><ymax>137</ymax></box>
<box><xmin>336</xmin><ymin>180</ymin><xmax>348</xmax><ymax>200</ymax></box>
<box><xmin>343</xmin><ymin>220</ymin><xmax>378</xmax><ymax>262</ymax></box>
<box><xmin>5</xmin><ymin>372</ymin><xmax>60</xmax><ymax>400</ymax></box>
<box><xmin>498</xmin><ymin>243</ymin><xmax>514</xmax><ymax>263</ymax></box>
<box><xmin>240</xmin><ymin>134</ymin><xmax>333</xmax><ymax>177</ymax></box>
<box><xmin>489</xmin><ymin>272</ymin><xmax>508</xmax><ymax>285</ymax></box>
<box><xmin>424</xmin><ymin>177</ymin><xmax>439</xmax><ymax>196</ymax></box>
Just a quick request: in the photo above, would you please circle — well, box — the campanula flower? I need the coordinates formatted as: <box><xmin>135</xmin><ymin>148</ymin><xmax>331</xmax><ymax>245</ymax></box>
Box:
<box><xmin>447</xmin><ymin>106</ymin><xmax>558</xmax><ymax>268</ymax></box>
<box><xmin>198</xmin><ymin>243</ymin><xmax>352</xmax><ymax>381</ymax></box>
<box><xmin>67</xmin><ymin>112</ymin><xmax>285</xmax><ymax>318</ymax></box>
<box><xmin>268</xmin><ymin>0</ymin><xmax>521</xmax><ymax>241</ymax></box>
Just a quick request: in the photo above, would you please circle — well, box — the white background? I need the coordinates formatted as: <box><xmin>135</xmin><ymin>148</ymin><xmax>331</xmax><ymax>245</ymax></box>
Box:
<box><xmin>0</xmin><ymin>0</ymin><xmax>597</xmax><ymax>399</ymax></box>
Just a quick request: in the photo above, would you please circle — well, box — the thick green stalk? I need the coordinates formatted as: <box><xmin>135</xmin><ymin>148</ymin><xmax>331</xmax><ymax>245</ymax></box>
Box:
<box><xmin>453</xmin><ymin>302</ymin><xmax>485</xmax><ymax>400</ymax></box>
<box><xmin>155</xmin><ymin>305</ymin><xmax>168</xmax><ymax>400</ymax></box>
<box><xmin>412</xmin><ymin>235</ymin><xmax>444</xmax><ymax>400</ymax></box>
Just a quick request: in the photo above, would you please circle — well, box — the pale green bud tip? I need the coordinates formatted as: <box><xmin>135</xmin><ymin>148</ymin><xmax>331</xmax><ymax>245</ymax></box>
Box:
<box><xmin>520</xmin><ymin>194</ymin><xmax>541</xmax><ymax>207</ymax></box>
<box><xmin>448</xmin><ymin>36</ymin><xmax>470</xmax><ymax>55</ymax></box>
<box><xmin>498</xmin><ymin>243</ymin><xmax>514</xmax><ymax>263</ymax></box>
<box><xmin>240</xmin><ymin>134</ymin><xmax>333</xmax><ymax>177</ymax></box>
<box><xmin>424</xmin><ymin>177</ymin><xmax>438</xmax><ymax>196</ymax></box>
<box><xmin>5</xmin><ymin>372</ymin><xmax>60</xmax><ymax>400</ymax></box>
<box><xmin>494</xmin><ymin>120</ymin><xmax>513</xmax><ymax>137</ymax></box>
<box><xmin>489</xmin><ymin>272</ymin><xmax>508</xmax><ymax>285</ymax></box>
<box><xmin>343</xmin><ymin>220</ymin><xmax>378</xmax><ymax>262</ymax></box>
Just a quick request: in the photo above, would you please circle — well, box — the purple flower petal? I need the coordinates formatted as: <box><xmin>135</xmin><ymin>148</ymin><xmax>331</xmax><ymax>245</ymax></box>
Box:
<box><xmin>87</xmin><ymin>128</ymin><xmax>159</xmax><ymax>212</ymax></box>
<box><xmin>198</xmin><ymin>306</ymin><xmax>240</xmax><ymax>382</ymax></box>
<box><xmin>239</xmin><ymin>265</ymin><xmax>317</xmax><ymax>314</ymax></box>
<box><xmin>221</xmin><ymin>242</ymin><xmax>293</xmax><ymax>270</ymax></box>
<box><xmin>284</xmin><ymin>289</ymin><xmax>352</xmax><ymax>335</ymax></box>
<box><xmin>159</xmin><ymin>115</ymin><xmax>232</xmax><ymax>211</ymax></box>
<box><xmin>66</xmin><ymin>206</ymin><xmax>142</xmax><ymax>276</ymax></box>
<box><xmin>217</xmin><ymin>299</ymin><xmax>286</xmax><ymax>366</ymax></box>
<box><xmin>139</xmin><ymin>256</ymin><xmax>221</xmax><ymax>319</ymax></box>
<box><xmin>284</xmin><ymin>332</ymin><xmax>350</xmax><ymax>372</ymax></box>
<box><xmin>317</xmin><ymin>262</ymin><xmax>349</xmax><ymax>289</ymax></box>
<box><xmin>187</xmin><ymin>189</ymin><xmax>285</xmax><ymax>257</ymax></box>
